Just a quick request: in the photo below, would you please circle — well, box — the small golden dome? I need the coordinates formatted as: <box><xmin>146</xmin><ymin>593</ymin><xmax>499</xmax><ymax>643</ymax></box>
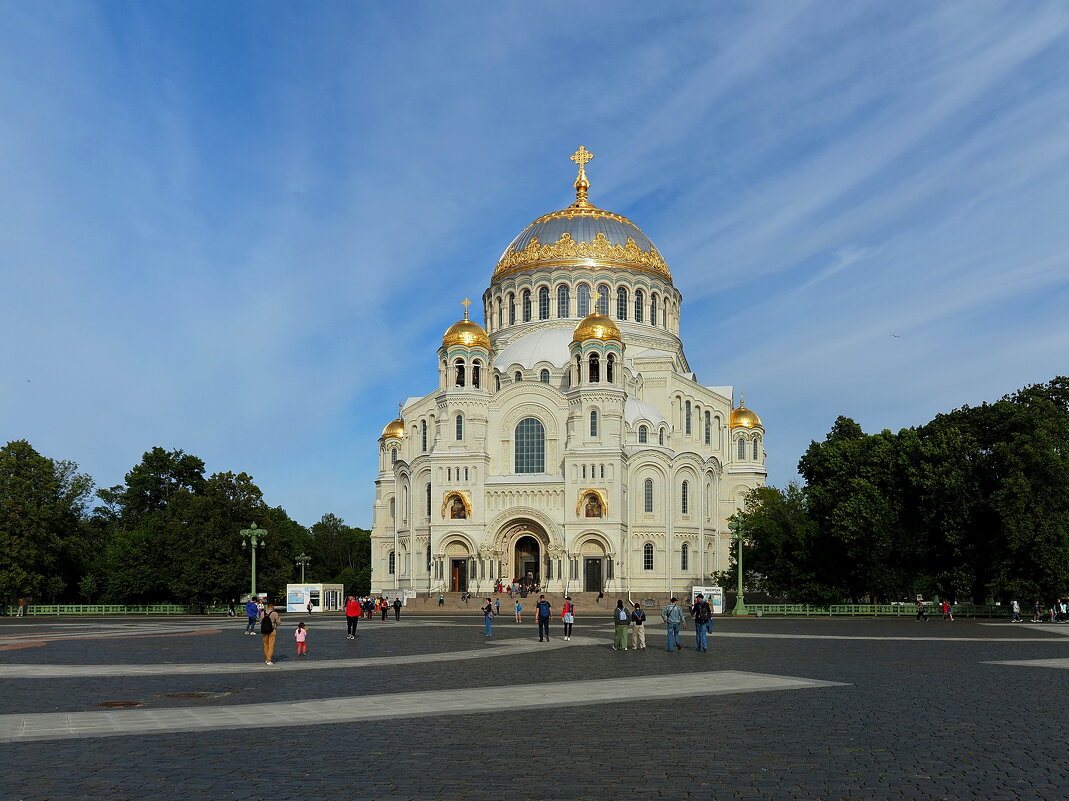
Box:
<box><xmin>730</xmin><ymin>395</ymin><xmax>762</xmax><ymax>429</ymax></box>
<box><xmin>381</xmin><ymin>417</ymin><xmax>404</xmax><ymax>439</ymax></box>
<box><xmin>442</xmin><ymin>298</ymin><xmax>490</xmax><ymax>350</ymax></box>
<box><xmin>572</xmin><ymin>312</ymin><xmax>622</xmax><ymax>344</ymax></box>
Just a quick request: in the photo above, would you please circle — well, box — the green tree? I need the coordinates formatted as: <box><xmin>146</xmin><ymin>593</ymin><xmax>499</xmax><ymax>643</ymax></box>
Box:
<box><xmin>78</xmin><ymin>574</ymin><xmax>98</xmax><ymax>602</ymax></box>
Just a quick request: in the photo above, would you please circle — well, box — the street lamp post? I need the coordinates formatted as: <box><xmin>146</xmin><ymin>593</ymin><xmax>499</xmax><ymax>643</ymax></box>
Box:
<box><xmin>295</xmin><ymin>553</ymin><xmax>310</xmax><ymax>583</ymax></box>
<box><xmin>240</xmin><ymin>523</ymin><xmax>267</xmax><ymax>598</ymax></box>
<box><xmin>730</xmin><ymin>517</ymin><xmax>748</xmax><ymax>615</ymax></box>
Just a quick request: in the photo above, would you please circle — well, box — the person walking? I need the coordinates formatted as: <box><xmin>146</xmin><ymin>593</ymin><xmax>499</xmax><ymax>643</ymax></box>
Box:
<box><xmin>1011</xmin><ymin>599</ymin><xmax>1021</xmax><ymax>622</ymax></box>
<box><xmin>438</xmin><ymin>592</ymin><xmax>444</xmax><ymax>607</ymax></box>
<box><xmin>345</xmin><ymin>595</ymin><xmax>362</xmax><ymax>640</ymax></box>
<box><xmin>612</xmin><ymin>600</ymin><xmax>630</xmax><ymax>651</ymax></box>
<box><xmin>941</xmin><ymin>600</ymin><xmax>954</xmax><ymax>621</ymax></box>
<box><xmin>514</xmin><ymin>600</ymin><xmax>523</xmax><ymax>623</ymax></box>
<box><xmin>561</xmin><ymin>596</ymin><xmax>575</xmax><ymax>640</ymax></box>
<box><xmin>227</xmin><ymin>599</ymin><xmax>236</xmax><ymax>617</ymax></box>
<box><xmin>690</xmin><ymin>594</ymin><xmax>712</xmax><ymax>651</ymax></box>
<box><xmin>244</xmin><ymin>598</ymin><xmax>259</xmax><ymax>635</ymax></box>
<box><xmin>1031</xmin><ymin>600</ymin><xmax>1041</xmax><ymax>623</ymax></box>
<box><xmin>16</xmin><ymin>597</ymin><xmax>26</xmax><ymax>617</ymax></box>
<box><xmin>482</xmin><ymin>597</ymin><xmax>494</xmax><ymax>637</ymax></box>
<box><xmin>630</xmin><ymin>602</ymin><xmax>646</xmax><ymax>650</ymax></box>
<box><xmin>294</xmin><ymin>621</ymin><xmax>308</xmax><ymax>657</ymax></box>
<box><xmin>661</xmin><ymin>597</ymin><xmax>685</xmax><ymax>651</ymax></box>
<box><xmin>915</xmin><ymin>599</ymin><xmax>928</xmax><ymax>622</ymax></box>
<box><xmin>306</xmin><ymin>598</ymin><xmax>313</xmax><ymax>615</ymax></box>
<box><xmin>494</xmin><ymin>597</ymin><xmax>502</xmax><ymax>619</ymax></box>
<box><xmin>260</xmin><ymin>602</ymin><xmax>281</xmax><ymax>665</ymax></box>
<box><xmin>393</xmin><ymin>597</ymin><xmax>402</xmax><ymax>621</ymax></box>
<box><xmin>380</xmin><ymin>598</ymin><xmax>389</xmax><ymax>622</ymax></box>
<box><xmin>535</xmin><ymin>594</ymin><xmax>551</xmax><ymax>642</ymax></box>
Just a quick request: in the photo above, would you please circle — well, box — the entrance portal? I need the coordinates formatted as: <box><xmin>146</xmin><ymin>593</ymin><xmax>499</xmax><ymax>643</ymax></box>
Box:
<box><xmin>584</xmin><ymin>557</ymin><xmax>603</xmax><ymax>592</ymax></box>
<box><xmin>514</xmin><ymin>535</ymin><xmax>541</xmax><ymax>587</ymax></box>
<box><xmin>450</xmin><ymin>558</ymin><xmax>467</xmax><ymax>592</ymax></box>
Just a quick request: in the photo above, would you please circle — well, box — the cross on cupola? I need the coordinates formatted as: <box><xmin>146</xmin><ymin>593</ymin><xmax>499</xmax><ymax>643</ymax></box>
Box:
<box><xmin>461</xmin><ymin>297</ymin><xmax>472</xmax><ymax>320</ymax></box>
<box><xmin>570</xmin><ymin>145</ymin><xmax>594</xmax><ymax>208</ymax></box>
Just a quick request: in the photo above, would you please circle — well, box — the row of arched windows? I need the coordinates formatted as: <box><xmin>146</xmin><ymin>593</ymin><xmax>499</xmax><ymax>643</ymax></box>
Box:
<box><xmin>640</xmin><ymin>542</ymin><xmax>693</xmax><ymax>571</ymax></box>
<box><xmin>489</xmin><ymin>282</ymin><xmax>677</xmax><ymax>333</ymax></box>
<box><xmin>449</xmin><ymin>358</ymin><xmax>484</xmax><ymax>390</ymax></box>
<box><xmin>678</xmin><ymin>396</ymin><xmax>722</xmax><ymax>448</ymax></box>
<box><xmin>576</xmin><ymin>352</ymin><xmax>616</xmax><ymax>384</ymax></box>
<box><xmin>737</xmin><ymin>437</ymin><xmax>762</xmax><ymax>461</ymax></box>
<box><xmin>637</xmin><ymin>425</ymin><xmax>668</xmax><ymax>446</ymax></box>
<box><xmin>641</xmin><ymin>477</ymin><xmax>696</xmax><ymax>514</ymax></box>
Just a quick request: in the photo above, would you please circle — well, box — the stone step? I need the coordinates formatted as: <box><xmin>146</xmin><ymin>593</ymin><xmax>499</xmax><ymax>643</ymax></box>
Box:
<box><xmin>393</xmin><ymin>590</ymin><xmax>683</xmax><ymax>615</ymax></box>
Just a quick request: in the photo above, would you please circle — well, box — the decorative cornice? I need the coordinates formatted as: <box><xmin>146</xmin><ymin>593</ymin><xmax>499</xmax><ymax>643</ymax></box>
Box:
<box><xmin>494</xmin><ymin>231</ymin><xmax>670</xmax><ymax>282</ymax></box>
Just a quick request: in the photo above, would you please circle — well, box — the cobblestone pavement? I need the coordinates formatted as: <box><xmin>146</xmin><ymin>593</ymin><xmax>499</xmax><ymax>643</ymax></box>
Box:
<box><xmin>1</xmin><ymin>613</ymin><xmax>1067</xmax><ymax>800</ymax></box>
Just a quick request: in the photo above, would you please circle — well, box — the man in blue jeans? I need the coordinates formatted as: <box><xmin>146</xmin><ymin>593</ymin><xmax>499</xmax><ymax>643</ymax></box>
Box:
<box><xmin>482</xmin><ymin>598</ymin><xmax>494</xmax><ymax>637</ymax></box>
<box><xmin>690</xmin><ymin>594</ymin><xmax>712</xmax><ymax>652</ymax></box>
<box><xmin>535</xmin><ymin>594</ymin><xmax>552</xmax><ymax>641</ymax></box>
<box><xmin>661</xmin><ymin>597</ymin><xmax>684</xmax><ymax>651</ymax></box>
<box><xmin>244</xmin><ymin>598</ymin><xmax>259</xmax><ymax>635</ymax></box>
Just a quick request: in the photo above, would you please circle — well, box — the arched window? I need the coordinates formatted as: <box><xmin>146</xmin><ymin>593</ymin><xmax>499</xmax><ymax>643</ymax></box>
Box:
<box><xmin>426</xmin><ymin>543</ymin><xmax>431</xmax><ymax>571</ymax></box>
<box><xmin>681</xmin><ymin>542</ymin><xmax>689</xmax><ymax>571</ymax></box>
<box><xmin>634</xmin><ymin>289</ymin><xmax>644</xmax><ymax>322</ymax></box>
<box><xmin>684</xmin><ymin>400</ymin><xmax>692</xmax><ymax>435</ymax></box>
<box><xmin>508</xmin><ymin>293</ymin><xmax>516</xmax><ymax>325</ymax></box>
<box><xmin>616</xmin><ymin>287</ymin><xmax>628</xmax><ymax>320</ymax></box>
<box><xmin>455</xmin><ymin>414</ymin><xmax>463</xmax><ymax>441</ymax></box>
<box><xmin>514</xmin><ymin>371</ymin><xmax>522</xmax><ymax>383</ymax></box>
<box><xmin>447</xmin><ymin>467</ymin><xmax>451</xmax><ymax>481</ymax></box>
<box><xmin>589</xmin><ymin>410</ymin><xmax>598</xmax><ymax>437</ymax></box>
<box><xmin>538</xmin><ymin>286</ymin><xmax>550</xmax><ymax>320</ymax></box>
<box><xmin>421</xmin><ymin>420</ymin><xmax>428</xmax><ymax>452</ymax></box>
<box><xmin>681</xmin><ymin>480</ymin><xmax>689</xmax><ymax>514</ymax></box>
<box><xmin>464</xmin><ymin>467</ymin><xmax>469</xmax><ymax>481</ymax></box>
<box><xmin>577</xmin><ymin>284</ymin><xmax>590</xmax><ymax>317</ymax></box>
<box><xmin>514</xmin><ymin>417</ymin><xmax>545</xmax><ymax>473</ymax></box>
<box><xmin>754</xmin><ymin>438</ymin><xmax>760</xmax><ymax>460</ymax></box>
<box><xmin>494</xmin><ymin>374</ymin><xmax>501</xmax><ymax>392</ymax></box>
<box><xmin>638</xmin><ymin>425</ymin><xmax>648</xmax><ymax>444</ymax></box>
<box><xmin>471</xmin><ymin>360</ymin><xmax>481</xmax><ymax>389</ymax></box>
<box><xmin>391</xmin><ymin>448</ymin><xmax>397</xmax><ymax>464</ymax></box>
<box><xmin>643</xmin><ymin>543</ymin><xmax>654</xmax><ymax>570</ymax></box>
<box><xmin>643</xmin><ymin>478</ymin><xmax>654</xmax><ymax>513</ymax></box>
<box><xmin>606</xmin><ymin>353</ymin><xmax>615</xmax><ymax>384</ymax></box>
<box><xmin>557</xmin><ymin>284</ymin><xmax>569</xmax><ymax>318</ymax></box>
<box><xmin>388</xmin><ymin>550</ymin><xmax>396</xmax><ymax>574</ymax></box>
<box><xmin>522</xmin><ymin>289</ymin><xmax>532</xmax><ymax>322</ymax></box>
<box><xmin>600</xmin><ymin>464</ymin><xmax>605</xmax><ymax>479</ymax></box>
<box><xmin>705</xmin><ymin>411</ymin><xmax>711</xmax><ymax>446</ymax></box>
<box><xmin>659</xmin><ymin>428</ymin><xmax>665</xmax><ymax>446</ymax></box>
<box><xmin>425</xmin><ymin>483</ymin><xmax>431</xmax><ymax>516</ymax></box>
<box><xmin>454</xmin><ymin>358</ymin><xmax>465</xmax><ymax>387</ymax></box>
<box><xmin>540</xmin><ymin>369</ymin><xmax>550</xmax><ymax>383</ymax></box>
<box><xmin>582</xmin><ymin>464</ymin><xmax>587</xmax><ymax>479</ymax></box>
<box><xmin>588</xmin><ymin>352</ymin><xmax>600</xmax><ymax>382</ymax></box>
<box><xmin>738</xmin><ymin>438</ymin><xmax>746</xmax><ymax>460</ymax></box>
<box><xmin>650</xmin><ymin>293</ymin><xmax>658</xmax><ymax>326</ymax></box>
<box><xmin>596</xmin><ymin>284</ymin><xmax>610</xmax><ymax>315</ymax></box>
<box><xmin>663</xmin><ymin>298</ymin><xmax>668</xmax><ymax>328</ymax></box>
<box><xmin>497</xmin><ymin>300</ymin><xmax>502</xmax><ymax>329</ymax></box>
<box><xmin>575</xmin><ymin>354</ymin><xmax>582</xmax><ymax>383</ymax></box>
<box><xmin>389</xmin><ymin>498</ymin><xmax>395</xmax><ymax>518</ymax></box>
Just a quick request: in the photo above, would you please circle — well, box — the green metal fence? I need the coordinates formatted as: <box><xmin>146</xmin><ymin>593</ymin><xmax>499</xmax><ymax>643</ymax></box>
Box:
<box><xmin>7</xmin><ymin>604</ymin><xmax>202</xmax><ymax>616</ymax></box>
<box><xmin>744</xmin><ymin>603</ymin><xmax>1004</xmax><ymax>617</ymax></box>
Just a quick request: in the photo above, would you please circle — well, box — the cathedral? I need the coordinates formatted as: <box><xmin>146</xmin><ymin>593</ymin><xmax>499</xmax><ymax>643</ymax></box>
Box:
<box><xmin>371</xmin><ymin>148</ymin><xmax>766</xmax><ymax>596</ymax></box>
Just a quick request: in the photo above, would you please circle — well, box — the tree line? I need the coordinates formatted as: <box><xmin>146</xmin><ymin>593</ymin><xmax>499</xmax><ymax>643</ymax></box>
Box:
<box><xmin>0</xmin><ymin>443</ymin><xmax>371</xmax><ymax>605</ymax></box>
<box><xmin>733</xmin><ymin>377</ymin><xmax>1069</xmax><ymax>605</ymax></box>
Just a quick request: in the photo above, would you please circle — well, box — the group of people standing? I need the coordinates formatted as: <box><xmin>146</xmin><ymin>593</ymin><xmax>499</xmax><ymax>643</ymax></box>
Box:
<box><xmin>344</xmin><ymin>595</ymin><xmax>402</xmax><ymax>638</ymax></box>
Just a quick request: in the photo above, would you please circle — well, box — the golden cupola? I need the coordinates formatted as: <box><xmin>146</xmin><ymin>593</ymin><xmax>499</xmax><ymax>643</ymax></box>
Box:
<box><xmin>442</xmin><ymin>299</ymin><xmax>490</xmax><ymax>350</ymax></box>
<box><xmin>729</xmin><ymin>395</ymin><xmax>763</xmax><ymax>429</ymax></box>
<box><xmin>381</xmin><ymin>403</ymin><xmax>405</xmax><ymax>439</ymax></box>
<box><xmin>572</xmin><ymin>291</ymin><xmax>622</xmax><ymax>344</ymax></box>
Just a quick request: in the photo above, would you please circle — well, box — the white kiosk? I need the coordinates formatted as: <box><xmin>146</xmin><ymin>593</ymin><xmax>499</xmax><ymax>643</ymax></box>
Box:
<box><xmin>286</xmin><ymin>583</ymin><xmax>344</xmax><ymax>613</ymax></box>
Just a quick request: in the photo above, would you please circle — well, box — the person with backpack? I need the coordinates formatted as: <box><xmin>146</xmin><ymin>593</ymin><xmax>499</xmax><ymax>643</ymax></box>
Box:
<box><xmin>661</xmin><ymin>597</ymin><xmax>685</xmax><ymax>652</ymax></box>
<box><xmin>535</xmin><ymin>594</ymin><xmax>552</xmax><ymax>641</ymax></box>
<box><xmin>561</xmin><ymin>596</ymin><xmax>575</xmax><ymax>640</ymax></box>
<box><xmin>630</xmin><ymin>602</ymin><xmax>647</xmax><ymax>651</ymax></box>
<box><xmin>611</xmin><ymin>599</ymin><xmax>630</xmax><ymax>651</ymax></box>
<box><xmin>260</xmin><ymin>602</ymin><xmax>281</xmax><ymax>665</ymax></box>
<box><xmin>690</xmin><ymin>593</ymin><xmax>712</xmax><ymax>652</ymax></box>
<box><xmin>482</xmin><ymin>597</ymin><xmax>494</xmax><ymax>637</ymax></box>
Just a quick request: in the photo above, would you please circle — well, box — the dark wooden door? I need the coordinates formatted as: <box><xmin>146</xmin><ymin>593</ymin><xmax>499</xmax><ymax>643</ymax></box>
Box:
<box><xmin>584</xmin><ymin>558</ymin><xmax>603</xmax><ymax>592</ymax></box>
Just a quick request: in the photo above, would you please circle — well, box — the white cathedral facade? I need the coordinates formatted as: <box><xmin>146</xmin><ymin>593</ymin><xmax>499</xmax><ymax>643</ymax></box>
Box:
<box><xmin>371</xmin><ymin>148</ymin><xmax>765</xmax><ymax>596</ymax></box>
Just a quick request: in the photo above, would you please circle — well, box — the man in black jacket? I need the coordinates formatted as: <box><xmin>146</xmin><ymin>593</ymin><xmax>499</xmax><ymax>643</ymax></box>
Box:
<box><xmin>690</xmin><ymin>594</ymin><xmax>712</xmax><ymax>652</ymax></box>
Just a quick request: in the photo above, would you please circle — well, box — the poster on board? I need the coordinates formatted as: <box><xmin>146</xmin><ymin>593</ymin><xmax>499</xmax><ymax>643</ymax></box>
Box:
<box><xmin>691</xmin><ymin>586</ymin><xmax>725</xmax><ymax>614</ymax></box>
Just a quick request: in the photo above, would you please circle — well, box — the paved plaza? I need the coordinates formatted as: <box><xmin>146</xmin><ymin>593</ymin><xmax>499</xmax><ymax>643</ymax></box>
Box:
<box><xmin>1</xmin><ymin>612</ymin><xmax>1068</xmax><ymax>800</ymax></box>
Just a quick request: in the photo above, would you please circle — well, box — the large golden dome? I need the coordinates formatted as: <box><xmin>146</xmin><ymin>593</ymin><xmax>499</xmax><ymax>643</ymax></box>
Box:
<box><xmin>572</xmin><ymin>312</ymin><xmax>622</xmax><ymax>344</ymax></box>
<box><xmin>730</xmin><ymin>396</ymin><xmax>763</xmax><ymax>429</ymax></box>
<box><xmin>493</xmin><ymin>147</ymin><xmax>671</xmax><ymax>283</ymax></box>
<box><xmin>442</xmin><ymin>299</ymin><xmax>490</xmax><ymax>349</ymax></box>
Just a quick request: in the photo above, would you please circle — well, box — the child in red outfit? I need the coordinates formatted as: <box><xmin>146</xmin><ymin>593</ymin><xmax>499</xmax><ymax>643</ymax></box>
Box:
<box><xmin>295</xmin><ymin>621</ymin><xmax>308</xmax><ymax>656</ymax></box>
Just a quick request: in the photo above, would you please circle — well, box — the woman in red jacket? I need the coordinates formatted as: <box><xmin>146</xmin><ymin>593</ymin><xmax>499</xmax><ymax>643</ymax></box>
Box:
<box><xmin>345</xmin><ymin>596</ymin><xmax>362</xmax><ymax>640</ymax></box>
<box><xmin>561</xmin><ymin>596</ymin><xmax>575</xmax><ymax>641</ymax></box>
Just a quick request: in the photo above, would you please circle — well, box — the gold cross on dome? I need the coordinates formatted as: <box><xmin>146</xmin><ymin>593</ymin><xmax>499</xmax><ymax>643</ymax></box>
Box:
<box><xmin>461</xmin><ymin>297</ymin><xmax>471</xmax><ymax>319</ymax></box>
<box><xmin>570</xmin><ymin>145</ymin><xmax>594</xmax><ymax>169</ymax></box>
<box><xmin>590</xmin><ymin>290</ymin><xmax>601</xmax><ymax>305</ymax></box>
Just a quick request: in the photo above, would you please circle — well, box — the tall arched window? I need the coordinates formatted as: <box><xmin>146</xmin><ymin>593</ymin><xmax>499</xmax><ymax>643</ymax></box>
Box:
<box><xmin>421</xmin><ymin>420</ymin><xmax>428</xmax><ymax>452</ymax></box>
<box><xmin>497</xmin><ymin>300</ymin><xmax>502</xmax><ymax>329</ymax></box>
<box><xmin>522</xmin><ymin>289</ymin><xmax>532</xmax><ymax>322</ymax></box>
<box><xmin>663</xmin><ymin>298</ymin><xmax>669</xmax><ymax>328</ymax></box>
<box><xmin>556</xmin><ymin>284</ymin><xmax>569</xmax><ymax>318</ymax></box>
<box><xmin>455</xmin><ymin>414</ymin><xmax>463</xmax><ymax>441</ymax></box>
<box><xmin>638</xmin><ymin>425</ymin><xmax>648</xmax><ymax>444</ymax></box>
<box><xmin>425</xmin><ymin>483</ymin><xmax>431</xmax><ymax>516</ymax></box>
<box><xmin>596</xmin><ymin>284</ymin><xmax>610</xmax><ymax>315</ymax></box>
<box><xmin>681</xmin><ymin>480</ymin><xmax>689</xmax><ymax>514</ymax></box>
<box><xmin>538</xmin><ymin>286</ymin><xmax>550</xmax><ymax>320</ymax></box>
<box><xmin>684</xmin><ymin>400</ymin><xmax>692</xmax><ymax>435</ymax></box>
<box><xmin>650</xmin><ymin>293</ymin><xmax>658</xmax><ymax>326</ymax></box>
<box><xmin>514</xmin><ymin>417</ymin><xmax>545</xmax><ymax>473</ymax></box>
<box><xmin>588</xmin><ymin>352</ymin><xmax>600</xmax><ymax>382</ymax></box>
<box><xmin>495</xmin><ymin>375</ymin><xmax>501</xmax><ymax>392</ymax></box>
<box><xmin>704</xmin><ymin>411</ymin><xmax>711</xmax><ymax>446</ymax></box>
<box><xmin>738</xmin><ymin>438</ymin><xmax>746</xmax><ymax>460</ymax></box>
<box><xmin>540</xmin><ymin>369</ymin><xmax>550</xmax><ymax>383</ymax></box>
<box><xmin>577</xmin><ymin>284</ymin><xmax>590</xmax><ymax>317</ymax></box>
<box><xmin>389</xmin><ymin>497</ymin><xmax>395</xmax><ymax>518</ymax></box>
<box><xmin>454</xmin><ymin>358</ymin><xmax>465</xmax><ymax>387</ymax></box>
<box><xmin>391</xmin><ymin>448</ymin><xmax>397</xmax><ymax>464</ymax></box>
<box><xmin>643</xmin><ymin>478</ymin><xmax>654</xmax><ymax>513</ymax></box>
<box><xmin>508</xmin><ymin>293</ymin><xmax>516</xmax><ymax>325</ymax></box>
<box><xmin>426</xmin><ymin>543</ymin><xmax>431</xmax><ymax>571</ymax></box>
<box><xmin>616</xmin><ymin>287</ymin><xmax>628</xmax><ymax>320</ymax></box>
<box><xmin>681</xmin><ymin>542</ymin><xmax>689</xmax><ymax>571</ymax></box>
<box><xmin>659</xmin><ymin>428</ymin><xmax>665</xmax><ymax>446</ymax></box>
<box><xmin>471</xmin><ymin>360</ymin><xmax>481</xmax><ymax>389</ymax></box>
<box><xmin>634</xmin><ymin>289</ymin><xmax>644</xmax><ymax>322</ymax></box>
<box><xmin>589</xmin><ymin>410</ymin><xmax>598</xmax><ymax>437</ymax></box>
<box><xmin>388</xmin><ymin>550</ymin><xmax>396</xmax><ymax>574</ymax></box>
<box><xmin>606</xmin><ymin>353</ymin><xmax>615</xmax><ymax>384</ymax></box>
<box><xmin>643</xmin><ymin>543</ymin><xmax>654</xmax><ymax>570</ymax></box>
<box><xmin>753</xmin><ymin>438</ymin><xmax>760</xmax><ymax>460</ymax></box>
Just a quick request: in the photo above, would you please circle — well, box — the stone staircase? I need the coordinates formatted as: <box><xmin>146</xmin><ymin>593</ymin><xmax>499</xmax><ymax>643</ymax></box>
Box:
<box><xmin>397</xmin><ymin>590</ymin><xmax>679</xmax><ymax>615</ymax></box>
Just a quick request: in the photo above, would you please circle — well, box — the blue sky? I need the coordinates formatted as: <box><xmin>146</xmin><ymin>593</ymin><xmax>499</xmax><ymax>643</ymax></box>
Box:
<box><xmin>3</xmin><ymin>2</ymin><xmax>1068</xmax><ymax>528</ymax></box>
